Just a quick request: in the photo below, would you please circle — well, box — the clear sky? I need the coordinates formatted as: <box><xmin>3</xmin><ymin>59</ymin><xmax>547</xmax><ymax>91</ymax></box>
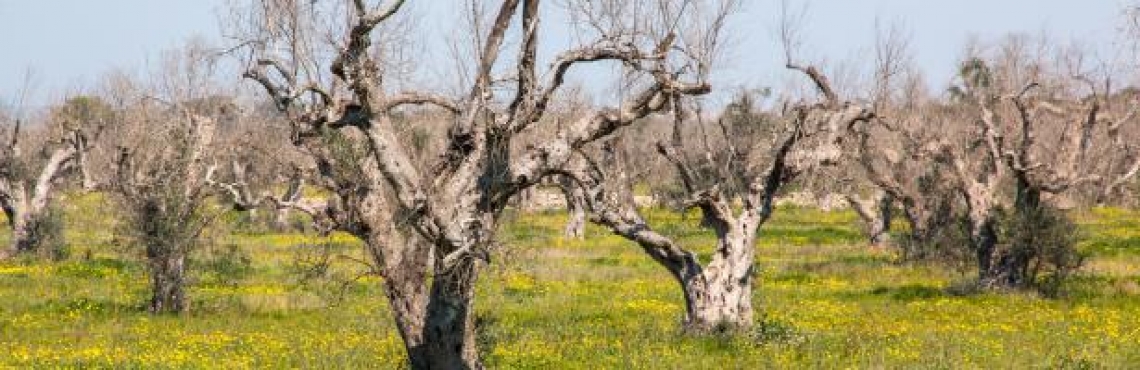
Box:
<box><xmin>0</xmin><ymin>0</ymin><xmax>1130</xmax><ymax>108</ymax></box>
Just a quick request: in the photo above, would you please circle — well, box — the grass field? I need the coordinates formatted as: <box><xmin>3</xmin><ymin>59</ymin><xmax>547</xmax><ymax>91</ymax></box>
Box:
<box><xmin>1</xmin><ymin>193</ymin><xmax>1139</xmax><ymax>368</ymax></box>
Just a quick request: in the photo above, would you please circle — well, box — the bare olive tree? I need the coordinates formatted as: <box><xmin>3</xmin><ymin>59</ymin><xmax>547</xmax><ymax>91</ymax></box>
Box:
<box><xmin>0</xmin><ymin>98</ymin><xmax>105</xmax><ymax>258</ymax></box>
<box><xmin>556</xmin><ymin>3</ymin><xmax>870</xmax><ymax>332</ymax></box>
<box><xmin>111</xmin><ymin>42</ymin><xmax>235</xmax><ymax>313</ymax></box>
<box><xmin>232</xmin><ymin>0</ymin><xmax>726</xmax><ymax>366</ymax></box>
<box><xmin>933</xmin><ymin>39</ymin><xmax>1140</xmax><ymax>290</ymax></box>
<box><xmin>113</xmin><ymin>104</ymin><xmax>219</xmax><ymax>313</ymax></box>
<box><xmin>565</xmin><ymin>64</ymin><xmax>873</xmax><ymax>331</ymax></box>
<box><xmin>851</xmin><ymin>113</ymin><xmax>960</xmax><ymax>259</ymax></box>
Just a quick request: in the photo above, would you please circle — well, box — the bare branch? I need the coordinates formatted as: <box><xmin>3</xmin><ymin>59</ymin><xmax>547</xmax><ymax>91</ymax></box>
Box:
<box><xmin>383</xmin><ymin>92</ymin><xmax>461</xmax><ymax>114</ymax></box>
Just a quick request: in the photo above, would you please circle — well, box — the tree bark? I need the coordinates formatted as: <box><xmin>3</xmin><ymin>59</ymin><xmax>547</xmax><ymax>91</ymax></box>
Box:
<box><xmin>3</xmin><ymin>193</ymin><xmax>35</xmax><ymax>256</ymax></box>
<box><xmin>9</xmin><ymin>212</ymin><xmax>39</xmax><ymax>255</ymax></box>
<box><xmin>683</xmin><ymin>277</ymin><xmax>753</xmax><ymax>332</ymax></box>
<box><xmin>364</xmin><ymin>229</ymin><xmax>433</xmax><ymax>368</ymax></box>
<box><xmin>78</xmin><ymin>146</ymin><xmax>98</xmax><ymax>192</ymax></box>
<box><xmin>681</xmin><ymin>245</ymin><xmax>754</xmax><ymax>332</ymax></box>
<box><xmin>681</xmin><ymin>215</ymin><xmax>758</xmax><ymax>332</ymax></box>
<box><xmin>976</xmin><ymin>181</ymin><xmax>1039</xmax><ymax>290</ymax></box>
<box><xmin>415</xmin><ymin>257</ymin><xmax>482</xmax><ymax>370</ymax></box>
<box><xmin>969</xmin><ymin>206</ymin><xmax>1034</xmax><ymax>291</ymax></box>
<box><xmin>847</xmin><ymin>192</ymin><xmax>892</xmax><ymax>247</ymax></box>
<box><xmin>148</xmin><ymin>251</ymin><xmax>187</xmax><ymax>313</ymax></box>
<box><xmin>559</xmin><ymin>177</ymin><xmax>586</xmax><ymax>239</ymax></box>
<box><xmin>1</xmin><ymin>145</ymin><xmax>78</xmax><ymax>258</ymax></box>
<box><xmin>272</xmin><ymin>208</ymin><xmax>293</xmax><ymax>232</ymax></box>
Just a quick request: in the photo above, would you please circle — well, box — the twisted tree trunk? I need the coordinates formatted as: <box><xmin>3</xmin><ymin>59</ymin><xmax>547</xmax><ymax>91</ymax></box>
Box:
<box><xmin>241</xmin><ymin>0</ymin><xmax>718</xmax><ymax>365</ymax></box>
<box><xmin>681</xmin><ymin>228</ymin><xmax>756</xmax><ymax>331</ymax></box>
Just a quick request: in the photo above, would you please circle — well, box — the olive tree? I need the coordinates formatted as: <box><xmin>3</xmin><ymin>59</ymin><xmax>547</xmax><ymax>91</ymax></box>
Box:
<box><xmin>933</xmin><ymin>39</ymin><xmax>1140</xmax><ymax>290</ymax></box>
<box><xmin>233</xmin><ymin>0</ymin><xmax>728</xmax><ymax>367</ymax></box>
<box><xmin>565</xmin><ymin>67</ymin><xmax>873</xmax><ymax>331</ymax></box>
<box><xmin>0</xmin><ymin>97</ymin><xmax>106</xmax><ymax>259</ymax></box>
<box><xmin>111</xmin><ymin>43</ymin><xmax>235</xmax><ymax>313</ymax></box>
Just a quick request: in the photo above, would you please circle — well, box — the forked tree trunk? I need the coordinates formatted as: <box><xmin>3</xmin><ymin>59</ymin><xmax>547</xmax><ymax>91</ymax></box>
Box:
<box><xmin>149</xmin><ymin>251</ymin><xmax>187</xmax><ymax>313</ymax></box>
<box><xmin>1</xmin><ymin>145</ymin><xmax>78</xmax><ymax>258</ymax></box>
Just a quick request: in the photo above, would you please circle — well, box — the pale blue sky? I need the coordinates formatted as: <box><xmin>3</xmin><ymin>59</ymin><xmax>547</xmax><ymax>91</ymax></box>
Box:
<box><xmin>0</xmin><ymin>0</ymin><xmax>1130</xmax><ymax>107</ymax></box>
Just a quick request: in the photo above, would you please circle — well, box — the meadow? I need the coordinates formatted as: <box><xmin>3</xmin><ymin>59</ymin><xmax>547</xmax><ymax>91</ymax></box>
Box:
<box><xmin>1</xmin><ymin>193</ymin><xmax>1139</xmax><ymax>368</ymax></box>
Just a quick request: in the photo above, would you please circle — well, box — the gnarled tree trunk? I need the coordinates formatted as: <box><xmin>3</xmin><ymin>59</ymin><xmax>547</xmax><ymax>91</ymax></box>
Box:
<box><xmin>976</xmin><ymin>179</ymin><xmax>1040</xmax><ymax>290</ymax></box>
<box><xmin>681</xmin><ymin>226</ymin><xmax>757</xmax><ymax>331</ymax></box>
<box><xmin>558</xmin><ymin>176</ymin><xmax>587</xmax><ymax>239</ymax></box>
<box><xmin>846</xmin><ymin>191</ymin><xmax>892</xmax><ymax>247</ymax></box>
<box><xmin>417</xmin><ymin>257</ymin><xmax>481</xmax><ymax>369</ymax></box>
<box><xmin>364</xmin><ymin>229</ymin><xmax>434</xmax><ymax>367</ymax></box>
<box><xmin>0</xmin><ymin>144</ymin><xmax>78</xmax><ymax>258</ymax></box>
<box><xmin>148</xmin><ymin>249</ymin><xmax>187</xmax><ymax>313</ymax></box>
<box><xmin>240</xmin><ymin>0</ymin><xmax>722</xmax><ymax>365</ymax></box>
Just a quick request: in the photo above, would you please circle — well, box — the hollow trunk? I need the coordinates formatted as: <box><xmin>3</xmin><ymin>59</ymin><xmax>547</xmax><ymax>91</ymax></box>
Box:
<box><xmin>149</xmin><ymin>252</ymin><xmax>187</xmax><ymax>313</ymax></box>
<box><xmin>2</xmin><ymin>145</ymin><xmax>78</xmax><ymax>258</ymax></box>
<box><xmin>412</xmin><ymin>257</ymin><xmax>482</xmax><ymax>370</ymax></box>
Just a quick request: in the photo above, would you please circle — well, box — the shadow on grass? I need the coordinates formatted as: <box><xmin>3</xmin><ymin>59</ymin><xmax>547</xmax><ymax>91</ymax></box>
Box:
<box><xmin>868</xmin><ymin>284</ymin><xmax>945</xmax><ymax>301</ymax></box>
<box><xmin>35</xmin><ymin>296</ymin><xmax>142</xmax><ymax>315</ymax></box>
<box><xmin>798</xmin><ymin>254</ymin><xmax>895</xmax><ymax>272</ymax></box>
<box><xmin>761</xmin><ymin>227</ymin><xmax>865</xmax><ymax>247</ymax></box>
<box><xmin>54</xmin><ymin>258</ymin><xmax>138</xmax><ymax>279</ymax></box>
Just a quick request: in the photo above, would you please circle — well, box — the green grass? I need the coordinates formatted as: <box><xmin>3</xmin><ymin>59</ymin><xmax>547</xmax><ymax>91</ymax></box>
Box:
<box><xmin>1</xmin><ymin>195</ymin><xmax>1138</xmax><ymax>368</ymax></box>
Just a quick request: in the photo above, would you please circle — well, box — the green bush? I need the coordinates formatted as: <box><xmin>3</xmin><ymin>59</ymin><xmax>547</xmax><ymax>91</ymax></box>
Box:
<box><xmin>996</xmin><ymin>205</ymin><xmax>1085</xmax><ymax>297</ymax></box>
<box><xmin>30</xmin><ymin>205</ymin><xmax>69</xmax><ymax>261</ymax></box>
<box><xmin>199</xmin><ymin>243</ymin><xmax>254</xmax><ymax>287</ymax></box>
